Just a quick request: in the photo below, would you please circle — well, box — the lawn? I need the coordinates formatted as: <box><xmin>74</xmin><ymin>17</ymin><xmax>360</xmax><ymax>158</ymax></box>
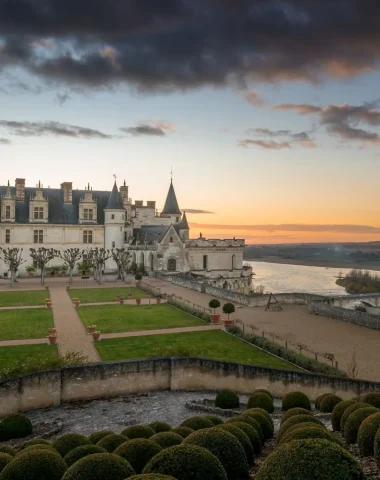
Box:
<box><xmin>0</xmin><ymin>309</ymin><xmax>54</xmax><ymax>340</ymax></box>
<box><xmin>0</xmin><ymin>344</ymin><xmax>59</xmax><ymax>373</ymax></box>
<box><xmin>78</xmin><ymin>304</ymin><xmax>204</xmax><ymax>333</ymax></box>
<box><xmin>96</xmin><ymin>330</ymin><xmax>300</xmax><ymax>371</ymax></box>
<box><xmin>0</xmin><ymin>290</ymin><xmax>47</xmax><ymax>307</ymax></box>
<box><xmin>69</xmin><ymin>287</ymin><xmax>146</xmax><ymax>303</ymax></box>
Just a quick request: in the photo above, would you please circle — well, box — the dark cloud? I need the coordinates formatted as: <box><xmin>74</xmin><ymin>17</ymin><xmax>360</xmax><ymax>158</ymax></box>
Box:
<box><xmin>0</xmin><ymin>138</ymin><xmax>11</xmax><ymax>145</ymax></box>
<box><xmin>190</xmin><ymin>223</ymin><xmax>380</xmax><ymax>234</ymax></box>
<box><xmin>56</xmin><ymin>92</ymin><xmax>71</xmax><ymax>105</ymax></box>
<box><xmin>183</xmin><ymin>209</ymin><xmax>214</xmax><ymax>214</ymax></box>
<box><xmin>240</xmin><ymin>129</ymin><xmax>316</xmax><ymax>148</ymax></box>
<box><xmin>244</xmin><ymin>91</ymin><xmax>266</xmax><ymax>107</ymax></box>
<box><xmin>247</xmin><ymin>128</ymin><xmax>291</xmax><ymax>137</ymax></box>
<box><xmin>0</xmin><ymin>120</ymin><xmax>113</xmax><ymax>139</ymax></box>
<box><xmin>238</xmin><ymin>139</ymin><xmax>292</xmax><ymax>149</ymax></box>
<box><xmin>1</xmin><ymin>1</ymin><xmax>380</xmax><ymax>91</ymax></box>
<box><xmin>121</xmin><ymin>120</ymin><xmax>175</xmax><ymax>136</ymax></box>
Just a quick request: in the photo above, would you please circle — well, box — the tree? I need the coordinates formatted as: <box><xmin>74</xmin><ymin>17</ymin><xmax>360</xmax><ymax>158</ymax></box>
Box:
<box><xmin>222</xmin><ymin>302</ymin><xmax>235</xmax><ymax>320</ymax></box>
<box><xmin>0</xmin><ymin>247</ymin><xmax>26</xmax><ymax>286</ymax></box>
<box><xmin>209</xmin><ymin>299</ymin><xmax>221</xmax><ymax>314</ymax></box>
<box><xmin>54</xmin><ymin>248</ymin><xmax>83</xmax><ymax>284</ymax></box>
<box><xmin>347</xmin><ymin>348</ymin><xmax>359</xmax><ymax>379</ymax></box>
<box><xmin>87</xmin><ymin>248</ymin><xmax>112</xmax><ymax>284</ymax></box>
<box><xmin>112</xmin><ymin>248</ymin><xmax>131</xmax><ymax>281</ymax></box>
<box><xmin>29</xmin><ymin>248</ymin><xmax>55</xmax><ymax>284</ymax></box>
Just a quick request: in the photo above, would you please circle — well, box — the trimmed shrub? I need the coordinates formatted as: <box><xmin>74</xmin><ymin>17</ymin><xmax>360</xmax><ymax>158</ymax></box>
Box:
<box><xmin>143</xmin><ymin>444</ymin><xmax>228</xmax><ymax>480</ymax></box>
<box><xmin>276</xmin><ymin>415</ymin><xmax>325</xmax><ymax>444</ymax></box>
<box><xmin>245</xmin><ymin>408</ymin><xmax>274</xmax><ymax>427</ymax></box>
<box><xmin>282</xmin><ymin>391</ymin><xmax>311</xmax><ymax>411</ymax></box>
<box><xmin>121</xmin><ymin>426</ymin><xmax>155</xmax><ymax>440</ymax></box>
<box><xmin>0</xmin><ymin>454</ymin><xmax>12</xmax><ymax>474</ymax></box>
<box><xmin>256</xmin><ymin>439</ymin><xmax>366</xmax><ymax>480</ymax></box>
<box><xmin>171</xmin><ymin>427</ymin><xmax>193</xmax><ymax>439</ymax></box>
<box><xmin>180</xmin><ymin>417</ymin><xmax>214</xmax><ymax>431</ymax></box>
<box><xmin>374</xmin><ymin>428</ymin><xmax>380</xmax><ymax>468</ymax></box>
<box><xmin>129</xmin><ymin>476</ymin><xmax>176</xmax><ymax>480</ymax></box>
<box><xmin>254</xmin><ymin>389</ymin><xmax>273</xmax><ymax>400</ymax></box>
<box><xmin>20</xmin><ymin>444</ymin><xmax>55</xmax><ymax>454</ymax></box>
<box><xmin>150</xmin><ymin>433</ymin><xmax>182</xmax><ymax>449</ymax></box>
<box><xmin>227</xmin><ymin>416</ymin><xmax>264</xmax><ymax>442</ymax></box>
<box><xmin>223</xmin><ymin>421</ymin><xmax>261</xmax><ymax>454</ymax></box>
<box><xmin>61</xmin><ymin>453</ymin><xmax>135</xmax><ymax>480</ymax></box>
<box><xmin>331</xmin><ymin>399</ymin><xmax>358</xmax><ymax>431</ymax></box>
<box><xmin>149</xmin><ymin>422</ymin><xmax>172</xmax><ymax>433</ymax></box>
<box><xmin>361</xmin><ymin>392</ymin><xmax>380</xmax><ymax>409</ymax></box>
<box><xmin>64</xmin><ymin>445</ymin><xmax>107</xmax><ymax>467</ymax></box>
<box><xmin>215</xmin><ymin>390</ymin><xmax>240</xmax><ymax>409</ymax></box>
<box><xmin>97</xmin><ymin>434</ymin><xmax>128</xmax><ymax>452</ymax></box>
<box><xmin>0</xmin><ymin>449</ymin><xmax>67</xmax><ymax>480</ymax></box>
<box><xmin>281</xmin><ymin>408</ymin><xmax>313</xmax><ymax>425</ymax></box>
<box><xmin>203</xmin><ymin>415</ymin><xmax>224</xmax><ymax>426</ymax></box>
<box><xmin>184</xmin><ymin>428</ymin><xmax>249</xmax><ymax>480</ymax></box>
<box><xmin>315</xmin><ymin>393</ymin><xmax>331</xmax><ymax>410</ymax></box>
<box><xmin>343</xmin><ymin>406</ymin><xmax>379</xmax><ymax>444</ymax></box>
<box><xmin>247</xmin><ymin>392</ymin><xmax>274</xmax><ymax>413</ymax></box>
<box><xmin>20</xmin><ymin>439</ymin><xmax>51</xmax><ymax>450</ymax></box>
<box><xmin>214</xmin><ymin>423</ymin><xmax>255</xmax><ymax>462</ymax></box>
<box><xmin>357</xmin><ymin>412</ymin><xmax>380</xmax><ymax>456</ymax></box>
<box><xmin>0</xmin><ymin>447</ymin><xmax>14</xmax><ymax>457</ymax></box>
<box><xmin>240</xmin><ymin>412</ymin><xmax>273</xmax><ymax>440</ymax></box>
<box><xmin>114</xmin><ymin>439</ymin><xmax>162</xmax><ymax>474</ymax></box>
<box><xmin>0</xmin><ymin>414</ymin><xmax>33</xmax><ymax>441</ymax></box>
<box><xmin>319</xmin><ymin>394</ymin><xmax>343</xmax><ymax>413</ymax></box>
<box><xmin>340</xmin><ymin>403</ymin><xmax>372</xmax><ymax>431</ymax></box>
<box><xmin>53</xmin><ymin>433</ymin><xmax>91</xmax><ymax>457</ymax></box>
<box><xmin>88</xmin><ymin>430</ymin><xmax>114</xmax><ymax>444</ymax></box>
<box><xmin>279</xmin><ymin>425</ymin><xmax>341</xmax><ymax>446</ymax></box>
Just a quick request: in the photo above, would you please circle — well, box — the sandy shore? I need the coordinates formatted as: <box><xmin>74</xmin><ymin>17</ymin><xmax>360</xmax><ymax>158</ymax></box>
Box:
<box><xmin>245</xmin><ymin>256</ymin><xmax>380</xmax><ymax>271</ymax></box>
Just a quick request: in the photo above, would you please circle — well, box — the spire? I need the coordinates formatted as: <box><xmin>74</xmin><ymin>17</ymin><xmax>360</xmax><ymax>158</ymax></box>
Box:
<box><xmin>161</xmin><ymin>179</ymin><xmax>181</xmax><ymax>215</ymax></box>
<box><xmin>105</xmin><ymin>181</ymin><xmax>124</xmax><ymax>210</ymax></box>
<box><xmin>179</xmin><ymin>211</ymin><xmax>189</xmax><ymax>230</ymax></box>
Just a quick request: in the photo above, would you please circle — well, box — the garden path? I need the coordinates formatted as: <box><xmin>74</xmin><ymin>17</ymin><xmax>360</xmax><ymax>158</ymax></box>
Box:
<box><xmin>0</xmin><ymin>305</ymin><xmax>46</xmax><ymax>310</ymax></box>
<box><xmin>0</xmin><ymin>338</ymin><xmax>48</xmax><ymax>347</ymax></box>
<box><xmin>101</xmin><ymin>324</ymin><xmax>222</xmax><ymax>340</ymax></box>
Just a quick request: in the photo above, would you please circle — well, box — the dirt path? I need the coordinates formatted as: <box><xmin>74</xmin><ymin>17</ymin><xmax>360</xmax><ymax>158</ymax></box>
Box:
<box><xmin>101</xmin><ymin>324</ymin><xmax>222</xmax><ymax>340</ymax></box>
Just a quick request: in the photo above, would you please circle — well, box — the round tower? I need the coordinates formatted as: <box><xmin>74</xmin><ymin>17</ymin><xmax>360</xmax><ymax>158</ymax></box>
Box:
<box><xmin>104</xmin><ymin>181</ymin><xmax>125</xmax><ymax>271</ymax></box>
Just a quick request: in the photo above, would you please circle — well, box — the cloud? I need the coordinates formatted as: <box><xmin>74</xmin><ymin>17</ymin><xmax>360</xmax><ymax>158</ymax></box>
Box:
<box><xmin>272</xmin><ymin>104</ymin><xmax>322</xmax><ymax>114</ymax></box>
<box><xmin>56</xmin><ymin>92</ymin><xmax>71</xmax><ymax>105</ymax></box>
<box><xmin>183</xmin><ymin>209</ymin><xmax>214</xmax><ymax>214</ymax></box>
<box><xmin>190</xmin><ymin>223</ymin><xmax>380</xmax><ymax>234</ymax></box>
<box><xmin>121</xmin><ymin>120</ymin><xmax>175</xmax><ymax>136</ymax></box>
<box><xmin>243</xmin><ymin>91</ymin><xmax>266</xmax><ymax>107</ymax></box>
<box><xmin>0</xmin><ymin>120</ymin><xmax>113</xmax><ymax>139</ymax></box>
<box><xmin>247</xmin><ymin>128</ymin><xmax>291</xmax><ymax>137</ymax></box>
<box><xmin>239</xmin><ymin>129</ymin><xmax>316</xmax><ymax>148</ymax></box>
<box><xmin>238</xmin><ymin>139</ymin><xmax>291</xmax><ymax>149</ymax></box>
<box><xmin>1</xmin><ymin>1</ymin><xmax>380</xmax><ymax>91</ymax></box>
<box><xmin>0</xmin><ymin>138</ymin><xmax>11</xmax><ymax>145</ymax></box>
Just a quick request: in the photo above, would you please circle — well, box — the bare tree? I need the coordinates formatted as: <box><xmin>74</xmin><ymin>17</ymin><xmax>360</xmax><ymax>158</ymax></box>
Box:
<box><xmin>0</xmin><ymin>247</ymin><xmax>26</xmax><ymax>286</ymax></box>
<box><xmin>324</xmin><ymin>352</ymin><xmax>335</xmax><ymax>367</ymax></box>
<box><xmin>120</xmin><ymin>249</ymin><xmax>132</xmax><ymax>281</ymax></box>
<box><xmin>54</xmin><ymin>248</ymin><xmax>83</xmax><ymax>284</ymax></box>
<box><xmin>296</xmin><ymin>343</ymin><xmax>308</xmax><ymax>355</ymax></box>
<box><xmin>29</xmin><ymin>248</ymin><xmax>55</xmax><ymax>284</ymax></box>
<box><xmin>88</xmin><ymin>248</ymin><xmax>112</xmax><ymax>284</ymax></box>
<box><xmin>112</xmin><ymin>248</ymin><xmax>129</xmax><ymax>280</ymax></box>
<box><xmin>347</xmin><ymin>348</ymin><xmax>359</xmax><ymax>379</ymax></box>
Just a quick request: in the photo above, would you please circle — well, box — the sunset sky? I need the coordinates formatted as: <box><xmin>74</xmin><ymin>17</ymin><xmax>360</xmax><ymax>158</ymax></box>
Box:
<box><xmin>1</xmin><ymin>1</ymin><xmax>380</xmax><ymax>244</ymax></box>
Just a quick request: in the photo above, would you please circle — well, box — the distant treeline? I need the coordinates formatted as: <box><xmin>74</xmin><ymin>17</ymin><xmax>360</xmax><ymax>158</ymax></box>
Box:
<box><xmin>336</xmin><ymin>269</ymin><xmax>380</xmax><ymax>294</ymax></box>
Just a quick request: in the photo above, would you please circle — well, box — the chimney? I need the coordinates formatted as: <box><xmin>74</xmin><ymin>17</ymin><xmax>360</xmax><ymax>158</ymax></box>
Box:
<box><xmin>60</xmin><ymin>182</ymin><xmax>73</xmax><ymax>204</ymax></box>
<box><xmin>147</xmin><ymin>201</ymin><xmax>156</xmax><ymax>209</ymax></box>
<box><xmin>15</xmin><ymin>178</ymin><xmax>25</xmax><ymax>200</ymax></box>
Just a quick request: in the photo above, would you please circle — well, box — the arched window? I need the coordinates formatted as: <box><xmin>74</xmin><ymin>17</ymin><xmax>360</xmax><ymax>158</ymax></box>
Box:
<box><xmin>169</xmin><ymin>237</ymin><xmax>173</xmax><ymax>243</ymax></box>
<box><xmin>167</xmin><ymin>258</ymin><xmax>177</xmax><ymax>271</ymax></box>
<box><xmin>149</xmin><ymin>252</ymin><xmax>154</xmax><ymax>271</ymax></box>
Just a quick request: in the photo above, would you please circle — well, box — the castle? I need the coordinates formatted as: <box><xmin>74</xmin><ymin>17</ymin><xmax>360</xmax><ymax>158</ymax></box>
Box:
<box><xmin>0</xmin><ymin>178</ymin><xmax>252</xmax><ymax>292</ymax></box>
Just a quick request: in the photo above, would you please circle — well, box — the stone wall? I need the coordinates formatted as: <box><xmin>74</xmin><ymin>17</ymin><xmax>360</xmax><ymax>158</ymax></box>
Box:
<box><xmin>309</xmin><ymin>302</ymin><xmax>380</xmax><ymax>330</ymax></box>
<box><xmin>1</xmin><ymin>357</ymin><xmax>380</xmax><ymax>417</ymax></box>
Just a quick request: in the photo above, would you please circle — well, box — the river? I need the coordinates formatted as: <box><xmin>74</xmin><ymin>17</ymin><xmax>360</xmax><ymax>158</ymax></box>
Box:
<box><xmin>247</xmin><ymin>261</ymin><xmax>380</xmax><ymax>295</ymax></box>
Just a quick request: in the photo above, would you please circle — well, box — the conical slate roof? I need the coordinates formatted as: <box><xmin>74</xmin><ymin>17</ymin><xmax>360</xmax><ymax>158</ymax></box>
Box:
<box><xmin>161</xmin><ymin>180</ymin><xmax>181</xmax><ymax>215</ymax></box>
<box><xmin>178</xmin><ymin>211</ymin><xmax>189</xmax><ymax>229</ymax></box>
<box><xmin>105</xmin><ymin>181</ymin><xmax>124</xmax><ymax>210</ymax></box>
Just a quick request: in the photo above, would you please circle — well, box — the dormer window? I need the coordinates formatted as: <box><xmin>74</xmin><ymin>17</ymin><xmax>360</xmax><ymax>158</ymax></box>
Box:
<box><xmin>5</xmin><ymin>206</ymin><xmax>10</xmax><ymax>219</ymax></box>
<box><xmin>84</xmin><ymin>209</ymin><xmax>93</xmax><ymax>221</ymax></box>
<box><xmin>34</xmin><ymin>207</ymin><xmax>44</xmax><ymax>220</ymax></box>
<box><xmin>111</xmin><ymin>214</ymin><xmax>115</xmax><ymax>220</ymax></box>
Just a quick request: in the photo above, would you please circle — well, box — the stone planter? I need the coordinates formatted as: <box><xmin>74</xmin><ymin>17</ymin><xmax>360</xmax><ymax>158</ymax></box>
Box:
<box><xmin>46</xmin><ymin>303</ymin><xmax>52</xmax><ymax>309</ymax></box>
<box><xmin>223</xmin><ymin>319</ymin><xmax>234</xmax><ymax>328</ymax></box>
<box><xmin>92</xmin><ymin>332</ymin><xmax>101</xmax><ymax>341</ymax></box>
<box><xmin>116</xmin><ymin>296</ymin><xmax>121</xmax><ymax>301</ymax></box>
<box><xmin>48</xmin><ymin>335</ymin><xmax>58</xmax><ymax>345</ymax></box>
<box><xmin>48</xmin><ymin>328</ymin><xmax>57</xmax><ymax>335</ymax></box>
<box><xmin>87</xmin><ymin>326</ymin><xmax>97</xmax><ymax>334</ymax></box>
<box><xmin>135</xmin><ymin>281</ymin><xmax>141</xmax><ymax>287</ymax></box>
<box><xmin>210</xmin><ymin>314</ymin><xmax>221</xmax><ymax>324</ymax></box>
<box><xmin>156</xmin><ymin>297</ymin><xmax>161</xmax><ymax>305</ymax></box>
<box><xmin>136</xmin><ymin>298</ymin><xmax>142</xmax><ymax>305</ymax></box>
<box><xmin>73</xmin><ymin>300</ymin><xmax>80</xmax><ymax>307</ymax></box>
<box><xmin>119</xmin><ymin>299</ymin><xmax>124</xmax><ymax>304</ymax></box>
<box><xmin>128</xmin><ymin>294</ymin><xmax>133</xmax><ymax>300</ymax></box>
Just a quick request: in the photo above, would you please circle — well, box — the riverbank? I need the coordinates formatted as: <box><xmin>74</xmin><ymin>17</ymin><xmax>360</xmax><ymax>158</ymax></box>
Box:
<box><xmin>246</xmin><ymin>256</ymin><xmax>380</xmax><ymax>271</ymax></box>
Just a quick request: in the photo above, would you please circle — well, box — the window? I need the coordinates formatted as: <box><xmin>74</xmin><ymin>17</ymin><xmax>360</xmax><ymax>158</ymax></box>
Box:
<box><xmin>169</xmin><ymin>237</ymin><xmax>173</xmax><ymax>243</ymax></box>
<box><xmin>33</xmin><ymin>260</ymin><xmax>39</xmax><ymax>268</ymax></box>
<box><xmin>5</xmin><ymin>230</ymin><xmax>10</xmax><ymax>244</ymax></box>
<box><xmin>111</xmin><ymin>214</ymin><xmax>115</xmax><ymax>220</ymax></box>
<box><xmin>122</xmin><ymin>214</ymin><xmax>125</xmax><ymax>220</ymax></box>
<box><xmin>84</xmin><ymin>209</ymin><xmax>93</xmax><ymax>220</ymax></box>
<box><xmin>124</xmin><ymin>232</ymin><xmax>128</xmax><ymax>242</ymax></box>
<box><xmin>5</xmin><ymin>206</ymin><xmax>10</xmax><ymax>219</ymax></box>
<box><xmin>33</xmin><ymin>230</ymin><xmax>43</xmax><ymax>244</ymax></box>
<box><xmin>167</xmin><ymin>258</ymin><xmax>176</xmax><ymax>271</ymax></box>
<box><xmin>83</xmin><ymin>230</ymin><xmax>93</xmax><ymax>244</ymax></box>
<box><xmin>203</xmin><ymin>255</ymin><xmax>208</xmax><ymax>270</ymax></box>
<box><xmin>176</xmin><ymin>217</ymin><xmax>180</xmax><ymax>222</ymax></box>
<box><xmin>33</xmin><ymin>207</ymin><xmax>44</xmax><ymax>220</ymax></box>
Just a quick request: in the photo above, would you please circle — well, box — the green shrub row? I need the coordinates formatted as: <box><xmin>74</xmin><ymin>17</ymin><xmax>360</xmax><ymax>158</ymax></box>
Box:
<box><xmin>167</xmin><ymin>298</ymin><xmax>210</xmax><ymax>322</ymax></box>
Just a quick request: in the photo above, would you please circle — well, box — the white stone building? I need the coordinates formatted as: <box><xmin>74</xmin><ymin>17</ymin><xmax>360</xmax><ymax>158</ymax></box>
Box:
<box><xmin>0</xmin><ymin>178</ymin><xmax>252</xmax><ymax>292</ymax></box>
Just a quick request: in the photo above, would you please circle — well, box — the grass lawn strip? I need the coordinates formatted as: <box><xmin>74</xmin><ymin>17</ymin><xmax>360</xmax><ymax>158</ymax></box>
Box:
<box><xmin>0</xmin><ymin>344</ymin><xmax>58</xmax><ymax>371</ymax></box>
<box><xmin>78</xmin><ymin>304</ymin><xmax>203</xmax><ymax>333</ymax></box>
<box><xmin>96</xmin><ymin>329</ymin><xmax>301</xmax><ymax>371</ymax></box>
<box><xmin>69</xmin><ymin>287</ymin><xmax>145</xmax><ymax>303</ymax></box>
<box><xmin>0</xmin><ymin>290</ymin><xmax>47</xmax><ymax>307</ymax></box>
<box><xmin>0</xmin><ymin>308</ymin><xmax>54</xmax><ymax>340</ymax></box>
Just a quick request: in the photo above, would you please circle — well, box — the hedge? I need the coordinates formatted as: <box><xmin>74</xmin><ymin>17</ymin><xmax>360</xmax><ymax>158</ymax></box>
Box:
<box><xmin>361</xmin><ymin>393</ymin><xmax>380</xmax><ymax>409</ymax></box>
<box><xmin>279</xmin><ymin>425</ymin><xmax>341</xmax><ymax>446</ymax></box>
<box><xmin>237</xmin><ymin>412</ymin><xmax>273</xmax><ymax>440</ymax></box>
<box><xmin>0</xmin><ymin>414</ymin><xmax>33</xmax><ymax>441</ymax></box>
<box><xmin>121</xmin><ymin>426</ymin><xmax>155</xmax><ymax>440</ymax></box>
<box><xmin>343</xmin><ymin>406</ymin><xmax>379</xmax><ymax>444</ymax></box>
<box><xmin>52</xmin><ymin>433</ymin><xmax>91</xmax><ymax>457</ymax></box>
<box><xmin>96</xmin><ymin>434</ymin><xmax>128</xmax><ymax>453</ymax></box>
<box><xmin>340</xmin><ymin>403</ymin><xmax>372</xmax><ymax>431</ymax></box>
<box><xmin>215</xmin><ymin>390</ymin><xmax>240</xmax><ymax>409</ymax></box>
<box><xmin>319</xmin><ymin>395</ymin><xmax>343</xmax><ymax>413</ymax></box>
<box><xmin>203</xmin><ymin>416</ymin><xmax>224</xmax><ymax>426</ymax></box>
<box><xmin>0</xmin><ymin>454</ymin><xmax>12</xmax><ymax>475</ymax></box>
<box><xmin>63</xmin><ymin>445</ymin><xmax>107</xmax><ymax>467</ymax></box>
<box><xmin>276</xmin><ymin>415</ymin><xmax>325</xmax><ymax>444</ymax></box>
<box><xmin>315</xmin><ymin>393</ymin><xmax>331</xmax><ymax>410</ymax></box>
<box><xmin>0</xmin><ymin>449</ymin><xmax>67</xmax><ymax>480</ymax></box>
<box><xmin>357</xmin><ymin>412</ymin><xmax>380</xmax><ymax>457</ymax></box>
<box><xmin>245</xmin><ymin>408</ymin><xmax>274</xmax><ymax>427</ymax></box>
<box><xmin>150</xmin><ymin>433</ymin><xmax>183</xmax><ymax>449</ymax></box>
<box><xmin>227</xmin><ymin>416</ymin><xmax>264</xmax><ymax>442</ymax></box>
<box><xmin>20</xmin><ymin>439</ymin><xmax>51</xmax><ymax>450</ymax></box>
<box><xmin>19</xmin><ymin>444</ymin><xmax>56</xmax><ymax>454</ymax></box>
<box><xmin>114</xmin><ymin>439</ymin><xmax>163</xmax><ymax>474</ymax></box>
<box><xmin>282</xmin><ymin>392</ymin><xmax>311</xmax><ymax>411</ymax></box>
<box><xmin>171</xmin><ymin>427</ymin><xmax>194</xmax><ymax>439</ymax></box>
<box><xmin>213</xmin><ymin>423</ymin><xmax>255</xmax><ymax>464</ymax></box>
<box><xmin>281</xmin><ymin>408</ymin><xmax>313</xmax><ymax>425</ymax></box>
<box><xmin>254</xmin><ymin>389</ymin><xmax>273</xmax><ymax>400</ymax></box>
<box><xmin>0</xmin><ymin>446</ymin><xmax>15</xmax><ymax>457</ymax></box>
<box><xmin>88</xmin><ymin>431</ymin><xmax>114</xmax><ymax>444</ymax></box>
<box><xmin>180</xmin><ymin>417</ymin><xmax>214</xmax><ymax>431</ymax></box>
<box><xmin>331</xmin><ymin>399</ymin><xmax>358</xmax><ymax>431</ymax></box>
<box><xmin>61</xmin><ymin>453</ymin><xmax>135</xmax><ymax>480</ymax></box>
<box><xmin>374</xmin><ymin>427</ymin><xmax>380</xmax><ymax>469</ymax></box>
<box><xmin>148</xmin><ymin>422</ymin><xmax>172</xmax><ymax>433</ymax></box>
<box><xmin>247</xmin><ymin>392</ymin><xmax>274</xmax><ymax>413</ymax></box>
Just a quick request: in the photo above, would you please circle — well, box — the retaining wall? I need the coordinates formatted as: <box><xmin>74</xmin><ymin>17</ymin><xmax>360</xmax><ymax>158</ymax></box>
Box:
<box><xmin>1</xmin><ymin>357</ymin><xmax>380</xmax><ymax>416</ymax></box>
<box><xmin>309</xmin><ymin>302</ymin><xmax>380</xmax><ymax>330</ymax></box>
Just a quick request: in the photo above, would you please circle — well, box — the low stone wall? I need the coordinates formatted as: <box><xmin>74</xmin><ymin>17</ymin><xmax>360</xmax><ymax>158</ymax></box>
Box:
<box><xmin>309</xmin><ymin>302</ymin><xmax>380</xmax><ymax>330</ymax></box>
<box><xmin>1</xmin><ymin>357</ymin><xmax>380</xmax><ymax>417</ymax></box>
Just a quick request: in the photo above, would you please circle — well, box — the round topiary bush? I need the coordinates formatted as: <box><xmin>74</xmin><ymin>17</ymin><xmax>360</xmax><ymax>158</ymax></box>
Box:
<box><xmin>0</xmin><ymin>414</ymin><xmax>33</xmax><ymax>441</ymax></box>
<box><xmin>150</xmin><ymin>432</ymin><xmax>183</xmax><ymax>449</ymax></box>
<box><xmin>331</xmin><ymin>399</ymin><xmax>358</xmax><ymax>431</ymax></box>
<box><xmin>223</xmin><ymin>421</ymin><xmax>261</xmax><ymax>454</ymax></box>
<box><xmin>214</xmin><ymin>423</ymin><xmax>255</xmax><ymax>463</ymax></box>
<box><xmin>180</xmin><ymin>417</ymin><xmax>214</xmax><ymax>431</ymax></box>
<box><xmin>20</xmin><ymin>439</ymin><xmax>51</xmax><ymax>450</ymax></box>
<box><xmin>319</xmin><ymin>394</ymin><xmax>343</xmax><ymax>413</ymax></box>
<box><xmin>276</xmin><ymin>415</ymin><xmax>325</xmax><ymax>444</ymax></box>
<box><xmin>20</xmin><ymin>444</ymin><xmax>56</xmax><ymax>454</ymax></box>
<box><xmin>53</xmin><ymin>433</ymin><xmax>91</xmax><ymax>457</ymax></box>
<box><xmin>97</xmin><ymin>433</ymin><xmax>128</xmax><ymax>452</ymax></box>
<box><xmin>245</xmin><ymin>408</ymin><xmax>274</xmax><ymax>427</ymax></box>
<box><xmin>63</xmin><ymin>444</ymin><xmax>107</xmax><ymax>467</ymax></box>
<box><xmin>129</xmin><ymin>476</ymin><xmax>176</xmax><ymax>480</ymax></box>
<box><xmin>0</xmin><ymin>454</ymin><xmax>12</xmax><ymax>474</ymax></box>
<box><xmin>315</xmin><ymin>393</ymin><xmax>331</xmax><ymax>410</ymax></box>
<box><xmin>256</xmin><ymin>439</ymin><xmax>366</xmax><ymax>480</ymax></box>
<box><xmin>227</xmin><ymin>416</ymin><xmax>264</xmax><ymax>442</ymax></box>
<box><xmin>247</xmin><ymin>392</ymin><xmax>274</xmax><ymax>413</ymax></box>
<box><xmin>254</xmin><ymin>389</ymin><xmax>273</xmax><ymax>400</ymax></box>
<box><xmin>171</xmin><ymin>427</ymin><xmax>193</xmax><ymax>439</ymax></box>
<box><xmin>0</xmin><ymin>448</ymin><xmax>67</xmax><ymax>480</ymax></box>
<box><xmin>340</xmin><ymin>403</ymin><xmax>372</xmax><ymax>431</ymax></box>
<box><xmin>143</xmin><ymin>444</ymin><xmax>228</xmax><ymax>480</ymax></box>
<box><xmin>61</xmin><ymin>453</ymin><xmax>135</xmax><ymax>480</ymax></box>
<box><xmin>343</xmin><ymin>406</ymin><xmax>379</xmax><ymax>444</ymax></box>
<box><xmin>215</xmin><ymin>390</ymin><xmax>240</xmax><ymax>409</ymax></box>
<box><xmin>184</xmin><ymin>428</ymin><xmax>249</xmax><ymax>480</ymax></box>
<box><xmin>357</xmin><ymin>412</ymin><xmax>380</xmax><ymax>457</ymax></box>
<box><xmin>361</xmin><ymin>392</ymin><xmax>380</xmax><ymax>409</ymax></box>
<box><xmin>279</xmin><ymin>425</ymin><xmax>341</xmax><ymax>446</ymax></box>
<box><xmin>203</xmin><ymin>415</ymin><xmax>224</xmax><ymax>426</ymax></box>
<box><xmin>121</xmin><ymin>426</ymin><xmax>155</xmax><ymax>440</ymax></box>
<box><xmin>114</xmin><ymin>439</ymin><xmax>162</xmax><ymax>474</ymax></box>
<box><xmin>0</xmin><ymin>446</ymin><xmax>14</xmax><ymax>457</ymax></box>
<box><xmin>88</xmin><ymin>430</ymin><xmax>114</xmax><ymax>444</ymax></box>
<box><xmin>149</xmin><ymin>422</ymin><xmax>172</xmax><ymax>433</ymax></box>
<box><xmin>282</xmin><ymin>392</ymin><xmax>311</xmax><ymax>411</ymax></box>
<box><xmin>281</xmin><ymin>408</ymin><xmax>313</xmax><ymax>425</ymax></box>
<box><xmin>240</xmin><ymin>412</ymin><xmax>273</xmax><ymax>440</ymax></box>
<box><xmin>374</xmin><ymin>427</ymin><xmax>380</xmax><ymax>468</ymax></box>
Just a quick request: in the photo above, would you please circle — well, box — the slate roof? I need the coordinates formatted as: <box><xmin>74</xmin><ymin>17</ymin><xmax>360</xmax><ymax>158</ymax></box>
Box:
<box><xmin>132</xmin><ymin>225</ymin><xmax>170</xmax><ymax>244</ymax></box>
<box><xmin>161</xmin><ymin>180</ymin><xmax>181</xmax><ymax>215</ymax></box>
<box><xmin>105</xmin><ymin>182</ymin><xmax>125</xmax><ymax>210</ymax></box>
<box><xmin>178</xmin><ymin>211</ymin><xmax>189</xmax><ymax>229</ymax></box>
